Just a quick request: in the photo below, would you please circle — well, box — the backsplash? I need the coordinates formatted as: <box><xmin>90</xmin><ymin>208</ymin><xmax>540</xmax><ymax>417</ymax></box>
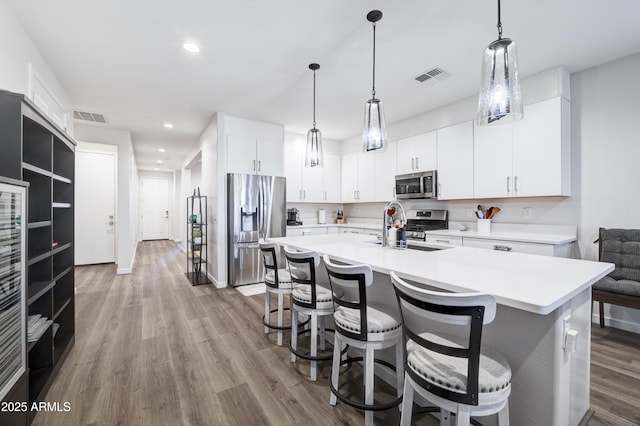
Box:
<box><xmin>286</xmin><ymin>203</ymin><xmax>343</xmax><ymax>225</ymax></box>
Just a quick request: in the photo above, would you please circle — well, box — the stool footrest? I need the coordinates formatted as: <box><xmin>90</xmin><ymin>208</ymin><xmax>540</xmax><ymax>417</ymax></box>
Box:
<box><xmin>262</xmin><ymin>307</ymin><xmax>291</xmax><ymax>331</ymax></box>
<box><xmin>289</xmin><ymin>330</ymin><xmax>347</xmax><ymax>361</ymax></box>
<box><xmin>329</xmin><ymin>356</ymin><xmax>403</xmax><ymax>412</ymax></box>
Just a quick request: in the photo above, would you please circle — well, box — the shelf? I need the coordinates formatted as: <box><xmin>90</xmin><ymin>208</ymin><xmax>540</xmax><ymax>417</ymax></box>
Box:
<box><xmin>28</xmin><ymin>221</ymin><xmax>52</xmax><ymax>229</ymax></box>
<box><xmin>52</xmin><ymin>242</ymin><xmax>71</xmax><ymax>255</ymax></box>
<box><xmin>52</xmin><ymin>202</ymin><xmax>71</xmax><ymax>208</ymax></box>
<box><xmin>27</xmin><ymin>319</ymin><xmax>53</xmax><ymax>351</ymax></box>
<box><xmin>21</xmin><ymin>162</ymin><xmax>51</xmax><ymax>177</ymax></box>
<box><xmin>52</xmin><ymin>174</ymin><xmax>71</xmax><ymax>184</ymax></box>
<box><xmin>53</xmin><ymin>265</ymin><xmax>72</xmax><ymax>282</ymax></box>
<box><xmin>184</xmin><ymin>272</ymin><xmax>211</xmax><ymax>285</ymax></box>
<box><xmin>53</xmin><ymin>298</ymin><xmax>71</xmax><ymax>320</ymax></box>
<box><xmin>28</xmin><ymin>250</ymin><xmax>51</xmax><ymax>266</ymax></box>
<box><xmin>28</xmin><ymin>280</ymin><xmax>55</xmax><ymax>305</ymax></box>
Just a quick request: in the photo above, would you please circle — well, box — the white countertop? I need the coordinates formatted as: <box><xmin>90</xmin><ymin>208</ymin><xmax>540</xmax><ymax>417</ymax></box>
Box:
<box><xmin>287</xmin><ymin>222</ymin><xmax>380</xmax><ymax>230</ymax></box>
<box><xmin>424</xmin><ymin>229</ymin><xmax>576</xmax><ymax>245</ymax></box>
<box><xmin>271</xmin><ymin>233</ymin><xmax>613</xmax><ymax>315</ymax></box>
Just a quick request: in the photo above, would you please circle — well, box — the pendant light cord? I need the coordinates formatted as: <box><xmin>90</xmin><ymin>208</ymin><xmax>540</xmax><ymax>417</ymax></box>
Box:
<box><xmin>497</xmin><ymin>0</ymin><xmax>503</xmax><ymax>39</ymax></box>
<box><xmin>312</xmin><ymin>69</ymin><xmax>316</xmax><ymax>128</ymax></box>
<box><xmin>372</xmin><ymin>21</ymin><xmax>377</xmax><ymax>97</ymax></box>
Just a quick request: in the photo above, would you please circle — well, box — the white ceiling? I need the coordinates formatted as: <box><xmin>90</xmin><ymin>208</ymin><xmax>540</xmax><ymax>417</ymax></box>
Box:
<box><xmin>7</xmin><ymin>0</ymin><xmax>640</xmax><ymax>171</ymax></box>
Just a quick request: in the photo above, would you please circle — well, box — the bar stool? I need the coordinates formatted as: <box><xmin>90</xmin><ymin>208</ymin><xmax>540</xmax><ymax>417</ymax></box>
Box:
<box><xmin>390</xmin><ymin>271</ymin><xmax>512</xmax><ymax>426</ymax></box>
<box><xmin>258</xmin><ymin>238</ymin><xmax>293</xmax><ymax>346</ymax></box>
<box><xmin>284</xmin><ymin>246</ymin><xmax>338</xmax><ymax>381</ymax></box>
<box><xmin>323</xmin><ymin>255</ymin><xmax>403</xmax><ymax>426</ymax></box>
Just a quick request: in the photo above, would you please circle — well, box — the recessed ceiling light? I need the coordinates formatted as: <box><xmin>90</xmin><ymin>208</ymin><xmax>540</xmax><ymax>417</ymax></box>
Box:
<box><xmin>157</xmin><ymin>160</ymin><xmax>163</xmax><ymax>164</ymax></box>
<box><xmin>158</xmin><ymin>148</ymin><xmax>166</xmax><ymax>153</ymax></box>
<box><xmin>182</xmin><ymin>43</ymin><xmax>200</xmax><ymax>53</ymax></box>
<box><xmin>163</xmin><ymin>123</ymin><xmax>174</xmax><ymax>129</ymax></box>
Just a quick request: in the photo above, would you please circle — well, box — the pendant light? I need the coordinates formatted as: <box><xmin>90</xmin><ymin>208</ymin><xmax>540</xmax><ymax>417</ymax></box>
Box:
<box><xmin>477</xmin><ymin>0</ymin><xmax>523</xmax><ymax>125</ymax></box>
<box><xmin>305</xmin><ymin>63</ymin><xmax>324</xmax><ymax>168</ymax></box>
<box><xmin>362</xmin><ymin>10</ymin><xmax>387</xmax><ymax>152</ymax></box>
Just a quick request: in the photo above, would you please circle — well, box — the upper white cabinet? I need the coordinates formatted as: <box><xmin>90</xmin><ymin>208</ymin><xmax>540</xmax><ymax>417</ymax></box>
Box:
<box><xmin>437</xmin><ymin>121</ymin><xmax>474</xmax><ymax>200</ymax></box>
<box><xmin>342</xmin><ymin>151</ymin><xmax>375</xmax><ymax>202</ymax></box>
<box><xmin>512</xmin><ymin>97</ymin><xmax>570</xmax><ymax>197</ymax></box>
<box><xmin>226</xmin><ymin>115</ymin><xmax>284</xmax><ymax>176</ymax></box>
<box><xmin>374</xmin><ymin>141</ymin><xmax>397</xmax><ymax>202</ymax></box>
<box><xmin>284</xmin><ymin>134</ymin><xmax>341</xmax><ymax>203</ymax></box>
<box><xmin>396</xmin><ymin>131</ymin><xmax>437</xmax><ymax>175</ymax></box>
<box><xmin>474</xmin><ymin>97</ymin><xmax>570</xmax><ymax>198</ymax></box>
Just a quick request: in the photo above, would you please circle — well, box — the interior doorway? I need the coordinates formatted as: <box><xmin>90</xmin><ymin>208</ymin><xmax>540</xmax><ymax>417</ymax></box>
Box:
<box><xmin>141</xmin><ymin>177</ymin><xmax>170</xmax><ymax>240</ymax></box>
<box><xmin>75</xmin><ymin>143</ymin><xmax>117</xmax><ymax>265</ymax></box>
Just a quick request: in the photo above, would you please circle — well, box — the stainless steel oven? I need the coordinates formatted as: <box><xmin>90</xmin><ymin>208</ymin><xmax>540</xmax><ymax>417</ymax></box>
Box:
<box><xmin>395</xmin><ymin>170</ymin><xmax>437</xmax><ymax>199</ymax></box>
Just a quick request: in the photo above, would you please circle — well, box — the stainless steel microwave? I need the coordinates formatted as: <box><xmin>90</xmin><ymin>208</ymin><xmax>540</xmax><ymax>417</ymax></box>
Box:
<box><xmin>395</xmin><ymin>171</ymin><xmax>437</xmax><ymax>199</ymax></box>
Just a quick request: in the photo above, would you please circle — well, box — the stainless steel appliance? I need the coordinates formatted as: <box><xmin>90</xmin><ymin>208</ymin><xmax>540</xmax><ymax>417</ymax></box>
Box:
<box><xmin>405</xmin><ymin>209</ymin><xmax>448</xmax><ymax>241</ymax></box>
<box><xmin>395</xmin><ymin>170</ymin><xmax>437</xmax><ymax>199</ymax></box>
<box><xmin>227</xmin><ymin>173</ymin><xmax>286</xmax><ymax>286</ymax></box>
<box><xmin>287</xmin><ymin>208</ymin><xmax>302</xmax><ymax>225</ymax></box>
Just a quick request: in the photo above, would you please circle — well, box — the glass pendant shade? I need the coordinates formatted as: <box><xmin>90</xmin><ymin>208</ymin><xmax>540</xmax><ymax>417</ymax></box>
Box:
<box><xmin>477</xmin><ymin>38</ymin><xmax>523</xmax><ymax>125</ymax></box>
<box><xmin>305</xmin><ymin>127</ymin><xmax>323</xmax><ymax>167</ymax></box>
<box><xmin>362</xmin><ymin>98</ymin><xmax>387</xmax><ymax>152</ymax></box>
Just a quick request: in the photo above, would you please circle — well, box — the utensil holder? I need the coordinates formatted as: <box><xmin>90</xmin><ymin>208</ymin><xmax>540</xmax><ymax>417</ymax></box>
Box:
<box><xmin>477</xmin><ymin>219</ymin><xmax>491</xmax><ymax>233</ymax></box>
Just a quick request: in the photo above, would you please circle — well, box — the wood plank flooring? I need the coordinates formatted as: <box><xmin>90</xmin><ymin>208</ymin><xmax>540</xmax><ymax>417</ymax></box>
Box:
<box><xmin>32</xmin><ymin>241</ymin><xmax>640</xmax><ymax>426</ymax></box>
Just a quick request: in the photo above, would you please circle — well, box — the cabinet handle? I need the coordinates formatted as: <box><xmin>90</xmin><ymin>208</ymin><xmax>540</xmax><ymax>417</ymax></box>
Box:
<box><xmin>507</xmin><ymin>176</ymin><xmax>511</xmax><ymax>193</ymax></box>
<box><xmin>258</xmin><ymin>160</ymin><xmax>261</xmax><ymax>172</ymax></box>
<box><xmin>324</xmin><ymin>191</ymin><xmax>327</xmax><ymax>200</ymax></box>
<box><xmin>435</xmin><ymin>239</ymin><xmax>450</xmax><ymax>244</ymax></box>
<box><xmin>415</xmin><ymin>157</ymin><xmax>419</xmax><ymax>170</ymax></box>
<box><xmin>253</xmin><ymin>160</ymin><xmax>256</xmax><ymax>171</ymax></box>
<box><xmin>411</xmin><ymin>157</ymin><xmax>415</xmax><ymax>170</ymax></box>
<box><xmin>393</xmin><ymin>186</ymin><xmax>396</xmax><ymax>197</ymax></box>
<box><xmin>493</xmin><ymin>245</ymin><xmax>513</xmax><ymax>252</ymax></box>
<box><xmin>437</xmin><ymin>183</ymin><xmax>442</xmax><ymax>197</ymax></box>
<box><xmin>303</xmin><ymin>190</ymin><xmax>306</xmax><ymax>199</ymax></box>
<box><xmin>299</xmin><ymin>189</ymin><xmax>302</xmax><ymax>200</ymax></box>
<box><xmin>514</xmin><ymin>176</ymin><xmax>518</xmax><ymax>193</ymax></box>
<box><xmin>354</xmin><ymin>190</ymin><xmax>357</xmax><ymax>200</ymax></box>
<box><xmin>357</xmin><ymin>190</ymin><xmax>360</xmax><ymax>199</ymax></box>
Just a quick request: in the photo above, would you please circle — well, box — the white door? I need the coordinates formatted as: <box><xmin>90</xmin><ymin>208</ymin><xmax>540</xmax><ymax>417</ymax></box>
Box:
<box><xmin>227</xmin><ymin>134</ymin><xmax>257</xmax><ymax>174</ymax></box>
<box><xmin>396</xmin><ymin>136</ymin><xmax>416</xmax><ymax>175</ymax></box>
<box><xmin>341</xmin><ymin>152</ymin><xmax>358</xmax><ymax>202</ymax></box>
<box><xmin>141</xmin><ymin>177</ymin><xmax>169</xmax><ymax>240</ymax></box>
<box><xmin>356</xmin><ymin>152</ymin><xmax>376</xmax><ymax>202</ymax></box>
<box><xmin>437</xmin><ymin>121</ymin><xmax>474</xmax><ymax>200</ymax></box>
<box><xmin>75</xmin><ymin>149</ymin><xmax>116</xmax><ymax>265</ymax></box>
<box><xmin>257</xmin><ymin>138</ymin><xmax>284</xmax><ymax>176</ymax></box>
<box><xmin>414</xmin><ymin>131</ymin><xmax>438</xmax><ymax>172</ymax></box>
<box><xmin>473</xmin><ymin>120</ymin><xmax>513</xmax><ymax>198</ymax></box>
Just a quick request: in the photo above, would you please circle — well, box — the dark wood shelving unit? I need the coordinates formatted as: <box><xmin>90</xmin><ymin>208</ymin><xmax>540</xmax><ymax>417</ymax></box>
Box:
<box><xmin>186</xmin><ymin>195</ymin><xmax>210</xmax><ymax>285</ymax></box>
<box><xmin>0</xmin><ymin>90</ymin><xmax>75</xmax><ymax>425</ymax></box>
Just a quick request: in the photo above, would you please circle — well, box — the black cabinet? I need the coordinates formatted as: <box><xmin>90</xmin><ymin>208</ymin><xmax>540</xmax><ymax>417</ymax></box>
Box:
<box><xmin>0</xmin><ymin>90</ymin><xmax>75</xmax><ymax>424</ymax></box>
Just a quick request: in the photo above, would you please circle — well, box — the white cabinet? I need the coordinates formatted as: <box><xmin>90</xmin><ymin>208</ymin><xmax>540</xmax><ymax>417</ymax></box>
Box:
<box><xmin>374</xmin><ymin>142</ymin><xmax>397</xmax><ymax>202</ymax></box>
<box><xmin>396</xmin><ymin>131</ymin><xmax>437</xmax><ymax>175</ymax></box>
<box><xmin>462</xmin><ymin>237</ymin><xmax>555</xmax><ymax>256</ymax></box>
<box><xmin>473</xmin><ymin>97</ymin><xmax>571</xmax><ymax>198</ymax></box>
<box><xmin>424</xmin><ymin>235</ymin><xmax>463</xmax><ymax>247</ymax></box>
<box><xmin>341</xmin><ymin>152</ymin><xmax>375</xmax><ymax>202</ymax></box>
<box><xmin>437</xmin><ymin>121</ymin><xmax>474</xmax><ymax>200</ymax></box>
<box><xmin>286</xmin><ymin>227</ymin><xmax>328</xmax><ymax>237</ymax></box>
<box><xmin>512</xmin><ymin>97</ymin><xmax>571</xmax><ymax>197</ymax></box>
<box><xmin>284</xmin><ymin>136</ymin><xmax>341</xmax><ymax>203</ymax></box>
<box><xmin>228</xmin><ymin>135</ymin><xmax>283</xmax><ymax>176</ymax></box>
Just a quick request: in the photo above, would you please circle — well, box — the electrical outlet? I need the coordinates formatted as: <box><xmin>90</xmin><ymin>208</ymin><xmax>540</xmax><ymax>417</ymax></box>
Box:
<box><xmin>523</xmin><ymin>207</ymin><xmax>532</xmax><ymax>219</ymax></box>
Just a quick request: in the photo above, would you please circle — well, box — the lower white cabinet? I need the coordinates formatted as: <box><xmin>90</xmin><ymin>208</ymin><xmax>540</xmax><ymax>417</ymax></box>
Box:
<box><xmin>286</xmin><ymin>227</ymin><xmax>329</xmax><ymax>237</ymax></box>
<box><xmin>462</xmin><ymin>238</ymin><xmax>555</xmax><ymax>256</ymax></box>
<box><xmin>424</xmin><ymin>235</ymin><xmax>463</xmax><ymax>247</ymax></box>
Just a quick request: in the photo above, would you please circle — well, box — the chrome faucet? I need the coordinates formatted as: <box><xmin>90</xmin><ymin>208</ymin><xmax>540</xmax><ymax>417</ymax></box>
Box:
<box><xmin>382</xmin><ymin>200</ymin><xmax>407</xmax><ymax>247</ymax></box>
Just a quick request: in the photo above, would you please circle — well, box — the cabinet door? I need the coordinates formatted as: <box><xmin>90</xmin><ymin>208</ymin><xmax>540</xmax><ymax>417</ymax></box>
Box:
<box><xmin>341</xmin><ymin>152</ymin><xmax>358</xmax><ymax>202</ymax></box>
<box><xmin>302</xmin><ymin>165</ymin><xmax>324</xmax><ymax>202</ymax></box>
<box><xmin>284</xmin><ymin>137</ymin><xmax>303</xmax><ymax>202</ymax></box>
<box><xmin>356</xmin><ymin>152</ymin><xmax>375</xmax><ymax>202</ymax></box>
<box><xmin>227</xmin><ymin>134</ymin><xmax>257</xmax><ymax>174</ymax></box>
<box><xmin>256</xmin><ymin>138</ymin><xmax>284</xmax><ymax>176</ymax></box>
<box><xmin>414</xmin><ymin>131</ymin><xmax>438</xmax><ymax>172</ymax></box>
<box><xmin>286</xmin><ymin>227</ymin><xmax>305</xmax><ymax>237</ymax></box>
<box><xmin>323</xmin><ymin>153</ymin><xmax>342</xmax><ymax>203</ymax></box>
<box><xmin>437</xmin><ymin>121</ymin><xmax>474</xmax><ymax>200</ymax></box>
<box><xmin>374</xmin><ymin>142</ymin><xmax>397</xmax><ymax>202</ymax></box>
<box><xmin>473</xmin><ymin>121</ymin><xmax>513</xmax><ymax>198</ymax></box>
<box><xmin>513</xmin><ymin>97</ymin><xmax>569</xmax><ymax>197</ymax></box>
<box><xmin>396</xmin><ymin>136</ymin><xmax>416</xmax><ymax>175</ymax></box>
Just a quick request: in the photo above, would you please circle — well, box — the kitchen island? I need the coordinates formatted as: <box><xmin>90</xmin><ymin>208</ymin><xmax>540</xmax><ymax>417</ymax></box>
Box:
<box><xmin>272</xmin><ymin>233</ymin><xmax>614</xmax><ymax>426</ymax></box>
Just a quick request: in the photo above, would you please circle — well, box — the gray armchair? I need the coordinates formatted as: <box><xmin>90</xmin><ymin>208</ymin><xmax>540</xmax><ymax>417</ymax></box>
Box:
<box><xmin>592</xmin><ymin>228</ymin><xmax>640</xmax><ymax>328</ymax></box>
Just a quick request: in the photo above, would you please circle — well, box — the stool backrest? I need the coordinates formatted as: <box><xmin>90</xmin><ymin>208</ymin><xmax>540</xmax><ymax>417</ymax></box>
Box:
<box><xmin>598</xmin><ymin>228</ymin><xmax>640</xmax><ymax>281</ymax></box>
<box><xmin>284</xmin><ymin>246</ymin><xmax>320</xmax><ymax>309</ymax></box>
<box><xmin>258</xmin><ymin>238</ymin><xmax>280</xmax><ymax>288</ymax></box>
<box><xmin>323</xmin><ymin>254</ymin><xmax>373</xmax><ymax>341</ymax></box>
<box><xmin>390</xmin><ymin>271</ymin><xmax>496</xmax><ymax>406</ymax></box>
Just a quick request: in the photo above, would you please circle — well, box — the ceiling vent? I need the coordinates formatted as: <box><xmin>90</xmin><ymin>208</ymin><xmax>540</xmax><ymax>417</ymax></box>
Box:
<box><xmin>73</xmin><ymin>109</ymin><xmax>108</xmax><ymax>124</ymax></box>
<box><xmin>414</xmin><ymin>67</ymin><xmax>451</xmax><ymax>85</ymax></box>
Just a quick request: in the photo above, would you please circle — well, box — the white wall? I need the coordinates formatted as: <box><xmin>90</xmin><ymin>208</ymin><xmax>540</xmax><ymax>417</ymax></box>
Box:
<box><xmin>75</xmin><ymin>124</ymin><xmax>139</xmax><ymax>274</ymax></box>
<box><xmin>0</xmin><ymin>0</ymin><xmax>72</xmax><ymax>134</ymax></box>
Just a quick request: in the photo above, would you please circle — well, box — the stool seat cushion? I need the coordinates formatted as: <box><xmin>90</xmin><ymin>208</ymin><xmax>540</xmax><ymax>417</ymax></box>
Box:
<box><xmin>334</xmin><ymin>302</ymin><xmax>400</xmax><ymax>334</ymax></box>
<box><xmin>407</xmin><ymin>333</ymin><xmax>511</xmax><ymax>394</ymax></box>
<box><xmin>265</xmin><ymin>269</ymin><xmax>294</xmax><ymax>288</ymax></box>
<box><xmin>292</xmin><ymin>284</ymin><xmax>334</xmax><ymax>308</ymax></box>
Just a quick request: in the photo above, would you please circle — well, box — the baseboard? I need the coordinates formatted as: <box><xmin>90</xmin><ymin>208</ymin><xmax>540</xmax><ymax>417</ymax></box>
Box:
<box><xmin>210</xmin><ymin>273</ymin><xmax>227</xmax><ymax>288</ymax></box>
<box><xmin>591</xmin><ymin>313</ymin><xmax>640</xmax><ymax>334</ymax></box>
<box><xmin>116</xmin><ymin>241</ymin><xmax>138</xmax><ymax>275</ymax></box>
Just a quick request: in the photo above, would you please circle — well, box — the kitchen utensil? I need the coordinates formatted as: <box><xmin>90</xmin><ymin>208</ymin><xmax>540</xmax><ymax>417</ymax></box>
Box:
<box><xmin>486</xmin><ymin>207</ymin><xmax>494</xmax><ymax>218</ymax></box>
<box><xmin>489</xmin><ymin>207</ymin><xmax>501</xmax><ymax>219</ymax></box>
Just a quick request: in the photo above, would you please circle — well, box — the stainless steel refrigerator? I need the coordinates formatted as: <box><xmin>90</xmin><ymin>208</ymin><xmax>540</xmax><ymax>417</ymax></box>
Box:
<box><xmin>227</xmin><ymin>173</ymin><xmax>286</xmax><ymax>286</ymax></box>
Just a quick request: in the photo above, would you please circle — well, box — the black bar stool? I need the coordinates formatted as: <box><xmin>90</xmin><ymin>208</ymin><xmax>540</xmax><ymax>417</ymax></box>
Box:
<box><xmin>259</xmin><ymin>238</ymin><xmax>292</xmax><ymax>346</ymax></box>
<box><xmin>323</xmin><ymin>255</ymin><xmax>403</xmax><ymax>426</ymax></box>
<box><xmin>390</xmin><ymin>271</ymin><xmax>511</xmax><ymax>426</ymax></box>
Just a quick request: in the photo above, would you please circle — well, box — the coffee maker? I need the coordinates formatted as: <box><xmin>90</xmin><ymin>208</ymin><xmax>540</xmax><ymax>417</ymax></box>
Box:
<box><xmin>287</xmin><ymin>208</ymin><xmax>302</xmax><ymax>225</ymax></box>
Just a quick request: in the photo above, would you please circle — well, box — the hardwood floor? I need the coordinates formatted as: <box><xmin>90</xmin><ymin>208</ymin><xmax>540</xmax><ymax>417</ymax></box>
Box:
<box><xmin>32</xmin><ymin>241</ymin><xmax>640</xmax><ymax>426</ymax></box>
